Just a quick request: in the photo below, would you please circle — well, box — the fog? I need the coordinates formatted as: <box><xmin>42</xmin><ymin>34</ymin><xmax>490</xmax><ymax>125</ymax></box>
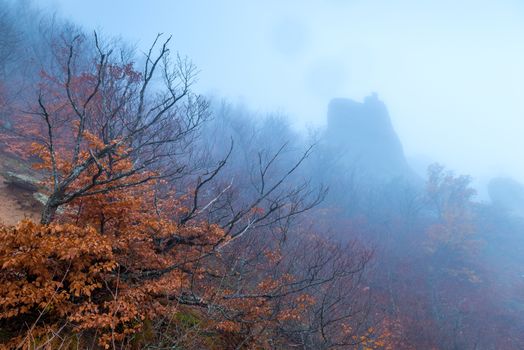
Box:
<box><xmin>40</xmin><ymin>0</ymin><xmax>524</xmax><ymax>190</ymax></box>
<box><xmin>2</xmin><ymin>1</ymin><xmax>524</xmax><ymax>348</ymax></box>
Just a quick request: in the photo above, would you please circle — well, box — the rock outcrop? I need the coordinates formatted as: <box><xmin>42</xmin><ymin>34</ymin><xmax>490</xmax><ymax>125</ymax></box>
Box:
<box><xmin>324</xmin><ymin>93</ymin><xmax>413</xmax><ymax>182</ymax></box>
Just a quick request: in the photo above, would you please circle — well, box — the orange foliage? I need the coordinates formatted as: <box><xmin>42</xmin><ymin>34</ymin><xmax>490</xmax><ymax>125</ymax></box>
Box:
<box><xmin>425</xmin><ymin>164</ymin><xmax>482</xmax><ymax>255</ymax></box>
<box><xmin>0</xmin><ymin>221</ymin><xmax>118</xmax><ymax>348</ymax></box>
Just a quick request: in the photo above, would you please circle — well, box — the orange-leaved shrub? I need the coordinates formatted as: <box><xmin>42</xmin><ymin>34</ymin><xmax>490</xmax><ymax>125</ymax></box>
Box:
<box><xmin>0</xmin><ymin>221</ymin><xmax>119</xmax><ymax>347</ymax></box>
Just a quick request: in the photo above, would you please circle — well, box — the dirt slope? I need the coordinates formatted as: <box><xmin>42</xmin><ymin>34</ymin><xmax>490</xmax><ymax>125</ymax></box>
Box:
<box><xmin>0</xmin><ymin>174</ymin><xmax>40</xmax><ymax>225</ymax></box>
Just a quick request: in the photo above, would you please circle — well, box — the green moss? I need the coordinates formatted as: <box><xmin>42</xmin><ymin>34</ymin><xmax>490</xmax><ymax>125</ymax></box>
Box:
<box><xmin>174</xmin><ymin>311</ymin><xmax>201</xmax><ymax>328</ymax></box>
<box><xmin>131</xmin><ymin>319</ymin><xmax>155</xmax><ymax>349</ymax></box>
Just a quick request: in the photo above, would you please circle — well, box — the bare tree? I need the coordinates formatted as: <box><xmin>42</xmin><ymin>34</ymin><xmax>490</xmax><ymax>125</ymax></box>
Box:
<box><xmin>25</xmin><ymin>32</ymin><xmax>208</xmax><ymax>224</ymax></box>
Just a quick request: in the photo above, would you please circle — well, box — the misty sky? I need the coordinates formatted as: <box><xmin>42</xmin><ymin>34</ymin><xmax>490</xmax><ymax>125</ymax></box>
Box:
<box><xmin>38</xmin><ymin>0</ymin><xmax>524</xmax><ymax>190</ymax></box>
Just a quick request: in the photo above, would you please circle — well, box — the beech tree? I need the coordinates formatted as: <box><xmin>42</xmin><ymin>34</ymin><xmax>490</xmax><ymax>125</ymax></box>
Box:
<box><xmin>19</xmin><ymin>32</ymin><xmax>208</xmax><ymax>224</ymax></box>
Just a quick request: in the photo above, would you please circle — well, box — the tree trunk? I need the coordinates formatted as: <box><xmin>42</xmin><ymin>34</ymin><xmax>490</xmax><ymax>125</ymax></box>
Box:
<box><xmin>40</xmin><ymin>201</ymin><xmax>58</xmax><ymax>225</ymax></box>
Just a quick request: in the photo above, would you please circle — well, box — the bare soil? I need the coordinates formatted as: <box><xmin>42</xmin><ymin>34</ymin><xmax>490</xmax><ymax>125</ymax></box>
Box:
<box><xmin>0</xmin><ymin>174</ymin><xmax>40</xmax><ymax>225</ymax></box>
<box><xmin>0</xmin><ymin>151</ymin><xmax>42</xmax><ymax>225</ymax></box>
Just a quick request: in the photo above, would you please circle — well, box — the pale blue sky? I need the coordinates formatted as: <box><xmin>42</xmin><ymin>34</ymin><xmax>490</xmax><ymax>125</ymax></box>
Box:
<box><xmin>38</xmin><ymin>0</ymin><xmax>524</xmax><ymax>188</ymax></box>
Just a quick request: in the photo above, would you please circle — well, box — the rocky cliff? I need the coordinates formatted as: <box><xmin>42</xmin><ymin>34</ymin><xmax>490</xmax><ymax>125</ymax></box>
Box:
<box><xmin>324</xmin><ymin>93</ymin><xmax>413</xmax><ymax>182</ymax></box>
